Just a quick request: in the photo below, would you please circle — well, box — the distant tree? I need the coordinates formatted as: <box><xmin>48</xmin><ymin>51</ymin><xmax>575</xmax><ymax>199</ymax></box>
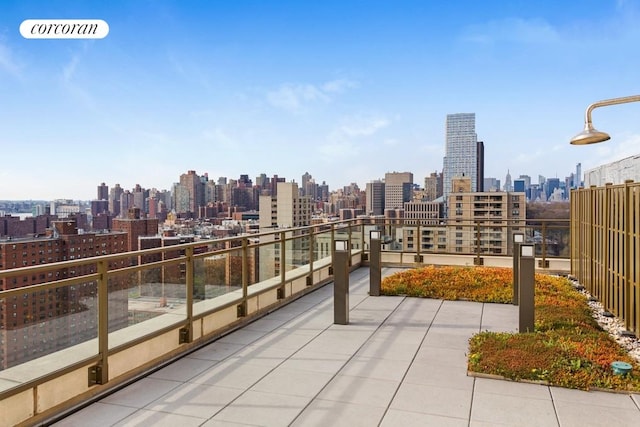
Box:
<box><xmin>526</xmin><ymin>201</ymin><xmax>570</xmax><ymax>257</ymax></box>
<box><xmin>526</xmin><ymin>201</ymin><xmax>570</xmax><ymax>221</ymax></box>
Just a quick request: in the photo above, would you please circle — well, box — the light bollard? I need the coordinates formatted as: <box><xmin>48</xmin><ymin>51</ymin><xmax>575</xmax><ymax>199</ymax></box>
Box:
<box><xmin>333</xmin><ymin>240</ymin><xmax>350</xmax><ymax>325</ymax></box>
<box><xmin>512</xmin><ymin>233</ymin><xmax>525</xmax><ymax>305</ymax></box>
<box><xmin>518</xmin><ymin>243</ymin><xmax>536</xmax><ymax>333</ymax></box>
<box><xmin>369</xmin><ymin>230</ymin><xmax>382</xmax><ymax>296</ymax></box>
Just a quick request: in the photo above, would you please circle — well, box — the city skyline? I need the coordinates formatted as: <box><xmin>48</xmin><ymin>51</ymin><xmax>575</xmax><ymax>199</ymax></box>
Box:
<box><xmin>0</xmin><ymin>162</ymin><xmax>578</xmax><ymax>204</ymax></box>
<box><xmin>2</xmin><ymin>1</ymin><xmax>640</xmax><ymax>200</ymax></box>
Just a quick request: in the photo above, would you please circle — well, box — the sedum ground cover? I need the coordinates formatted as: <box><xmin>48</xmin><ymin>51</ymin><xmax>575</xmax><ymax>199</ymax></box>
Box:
<box><xmin>381</xmin><ymin>266</ymin><xmax>640</xmax><ymax>391</ymax></box>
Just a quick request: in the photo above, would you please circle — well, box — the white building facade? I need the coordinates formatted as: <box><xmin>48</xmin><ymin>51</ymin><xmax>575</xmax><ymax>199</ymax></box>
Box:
<box><xmin>442</xmin><ymin>113</ymin><xmax>478</xmax><ymax>202</ymax></box>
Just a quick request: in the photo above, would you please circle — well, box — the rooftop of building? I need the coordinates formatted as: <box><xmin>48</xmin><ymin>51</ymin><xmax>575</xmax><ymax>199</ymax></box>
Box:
<box><xmin>50</xmin><ymin>267</ymin><xmax>640</xmax><ymax>427</ymax></box>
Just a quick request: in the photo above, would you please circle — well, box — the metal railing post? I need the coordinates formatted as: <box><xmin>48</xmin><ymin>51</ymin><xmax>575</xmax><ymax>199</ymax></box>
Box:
<box><xmin>89</xmin><ymin>260</ymin><xmax>109</xmax><ymax>385</ymax></box>
<box><xmin>474</xmin><ymin>220</ymin><xmax>483</xmax><ymax>265</ymax></box>
<box><xmin>238</xmin><ymin>238</ymin><xmax>249</xmax><ymax>316</ymax></box>
<box><xmin>180</xmin><ymin>246</ymin><xmax>194</xmax><ymax>343</ymax></box>
<box><xmin>307</xmin><ymin>227</ymin><xmax>315</xmax><ymax>286</ymax></box>
<box><xmin>347</xmin><ymin>223</ymin><xmax>353</xmax><ymax>266</ymax></box>
<box><xmin>331</xmin><ymin>225</ymin><xmax>335</xmax><ymax>254</ymax></box>
<box><xmin>540</xmin><ymin>221</ymin><xmax>548</xmax><ymax>268</ymax></box>
<box><xmin>512</xmin><ymin>233</ymin><xmax>524</xmax><ymax>305</ymax></box>
<box><xmin>280</xmin><ymin>231</ymin><xmax>286</xmax><ymax>283</ymax></box>
<box><xmin>415</xmin><ymin>222</ymin><xmax>423</xmax><ymax>263</ymax></box>
<box><xmin>242</xmin><ymin>236</ymin><xmax>249</xmax><ymax>294</ymax></box>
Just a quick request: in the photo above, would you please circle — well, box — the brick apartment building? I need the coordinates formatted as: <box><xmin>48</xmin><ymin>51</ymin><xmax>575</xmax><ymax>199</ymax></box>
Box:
<box><xmin>0</xmin><ymin>220</ymin><xmax>129</xmax><ymax>370</ymax></box>
<box><xmin>0</xmin><ymin>213</ymin><xmax>90</xmax><ymax>238</ymax></box>
<box><xmin>112</xmin><ymin>207</ymin><xmax>160</xmax><ymax>252</ymax></box>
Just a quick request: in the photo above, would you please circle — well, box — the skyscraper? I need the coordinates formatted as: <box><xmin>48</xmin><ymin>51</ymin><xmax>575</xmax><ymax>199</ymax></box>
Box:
<box><xmin>301</xmin><ymin>172</ymin><xmax>312</xmax><ymax>196</ymax></box>
<box><xmin>179</xmin><ymin>170</ymin><xmax>205</xmax><ymax>215</ymax></box>
<box><xmin>366</xmin><ymin>180</ymin><xmax>385</xmax><ymax>215</ymax></box>
<box><xmin>384</xmin><ymin>172</ymin><xmax>413</xmax><ymax>210</ymax></box>
<box><xmin>259</xmin><ymin>182</ymin><xmax>311</xmax><ymax>229</ymax></box>
<box><xmin>518</xmin><ymin>175</ymin><xmax>531</xmax><ymax>189</ymax></box>
<box><xmin>484</xmin><ymin>178</ymin><xmax>500</xmax><ymax>192</ymax></box>
<box><xmin>93</xmin><ymin>182</ymin><xmax>109</xmax><ymax>217</ymax></box>
<box><xmin>97</xmin><ymin>182</ymin><xmax>109</xmax><ymax>201</ymax></box>
<box><xmin>545</xmin><ymin>178</ymin><xmax>561</xmax><ymax>200</ymax></box>
<box><xmin>442</xmin><ymin>113</ymin><xmax>479</xmax><ymax>201</ymax></box>
<box><xmin>424</xmin><ymin>172</ymin><xmax>443</xmax><ymax>201</ymax></box>
<box><xmin>476</xmin><ymin>141</ymin><xmax>484</xmax><ymax>192</ymax></box>
<box><xmin>258</xmin><ymin>182</ymin><xmax>312</xmax><ymax>281</ymax></box>
<box><xmin>514</xmin><ymin>179</ymin><xmax>526</xmax><ymax>193</ymax></box>
<box><xmin>109</xmin><ymin>184</ymin><xmax>124</xmax><ymax>217</ymax></box>
<box><xmin>503</xmin><ymin>170</ymin><xmax>513</xmax><ymax>192</ymax></box>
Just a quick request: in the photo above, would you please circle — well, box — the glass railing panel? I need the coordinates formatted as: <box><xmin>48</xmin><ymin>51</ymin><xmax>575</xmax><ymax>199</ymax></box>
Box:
<box><xmin>120</xmin><ymin>259</ymin><xmax>186</xmax><ymax>328</ymax></box>
<box><xmin>350</xmin><ymin>223</ymin><xmax>364</xmax><ymax>252</ymax></box>
<box><xmin>256</xmin><ymin>238</ymin><xmax>280</xmax><ymax>283</ymax></box>
<box><xmin>362</xmin><ymin>224</ymin><xmax>381</xmax><ymax>250</ymax></box>
<box><xmin>445</xmin><ymin>221</ymin><xmax>476</xmax><ymax>256</ymax></box>
<box><xmin>543</xmin><ymin>223</ymin><xmax>571</xmax><ymax>257</ymax></box>
<box><xmin>223</xmin><ymin>247</ymin><xmax>244</xmax><ymax>289</ymax></box>
<box><xmin>334</xmin><ymin>229</ymin><xmax>350</xmax><ymax>246</ymax></box>
<box><xmin>282</xmin><ymin>231</ymin><xmax>311</xmax><ymax>273</ymax></box>
<box><xmin>194</xmin><ymin>251</ymin><xmax>243</xmax><ymax>299</ymax></box>
<box><xmin>472</xmin><ymin>222</ymin><xmax>505</xmax><ymax>256</ymax></box>
<box><xmin>379</xmin><ymin>223</ymin><xmax>402</xmax><ymax>251</ymax></box>
<box><xmin>527</xmin><ymin>221</ymin><xmax>570</xmax><ymax>258</ymax></box>
<box><xmin>313</xmin><ymin>228</ymin><xmax>333</xmax><ymax>262</ymax></box>
<box><xmin>1</xmin><ymin>282</ymin><xmax>99</xmax><ymax>372</ymax></box>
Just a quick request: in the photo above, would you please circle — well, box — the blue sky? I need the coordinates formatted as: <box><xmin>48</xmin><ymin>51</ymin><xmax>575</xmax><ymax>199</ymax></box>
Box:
<box><xmin>1</xmin><ymin>0</ymin><xmax>640</xmax><ymax>200</ymax></box>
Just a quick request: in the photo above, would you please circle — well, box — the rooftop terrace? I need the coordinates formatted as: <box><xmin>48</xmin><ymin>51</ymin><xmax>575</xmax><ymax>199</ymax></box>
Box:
<box><xmin>49</xmin><ymin>267</ymin><xmax>640</xmax><ymax>427</ymax></box>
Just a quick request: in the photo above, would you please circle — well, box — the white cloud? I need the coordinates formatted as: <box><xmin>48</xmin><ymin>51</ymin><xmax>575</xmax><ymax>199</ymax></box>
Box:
<box><xmin>167</xmin><ymin>51</ymin><xmax>185</xmax><ymax>75</ymax></box>
<box><xmin>316</xmin><ymin>140</ymin><xmax>358</xmax><ymax>159</ymax></box>
<box><xmin>0</xmin><ymin>40</ymin><xmax>22</xmax><ymax>77</ymax></box>
<box><xmin>267</xmin><ymin>78</ymin><xmax>358</xmax><ymax>113</ymax></box>
<box><xmin>514</xmin><ymin>149</ymin><xmax>545</xmax><ymax>165</ymax></box>
<box><xmin>322</xmin><ymin>78</ymin><xmax>358</xmax><ymax>93</ymax></box>
<box><xmin>201</xmin><ymin>127</ymin><xmax>236</xmax><ymax>148</ymax></box>
<box><xmin>267</xmin><ymin>83</ymin><xmax>328</xmax><ymax>112</ymax></box>
<box><xmin>167</xmin><ymin>50</ymin><xmax>212</xmax><ymax>90</ymax></box>
<box><xmin>316</xmin><ymin>114</ymin><xmax>391</xmax><ymax>164</ymax></box>
<box><xmin>616</xmin><ymin>0</ymin><xmax>638</xmax><ymax>13</ymax></box>
<box><xmin>339</xmin><ymin>115</ymin><xmax>390</xmax><ymax>137</ymax></box>
<box><xmin>190</xmin><ymin>109</ymin><xmax>216</xmax><ymax>118</ymax></box>
<box><xmin>592</xmin><ymin>133</ymin><xmax>640</xmax><ymax>165</ymax></box>
<box><xmin>133</xmin><ymin>130</ymin><xmax>171</xmax><ymax>143</ymax></box>
<box><xmin>62</xmin><ymin>54</ymin><xmax>80</xmax><ymax>83</ymax></box>
<box><xmin>461</xmin><ymin>17</ymin><xmax>560</xmax><ymax>45</ymax></box>
<box><xmin>59</xmin><ymin>47</ymin><xmax>98</xmax><ymax>110</ymax></box>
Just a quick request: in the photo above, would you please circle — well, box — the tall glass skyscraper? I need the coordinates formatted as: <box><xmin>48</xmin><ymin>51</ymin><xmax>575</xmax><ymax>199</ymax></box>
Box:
<box><xmin>442</xmin><ymin>113</ymin><xmax>479</xmax><ymax>202</ymax></box>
